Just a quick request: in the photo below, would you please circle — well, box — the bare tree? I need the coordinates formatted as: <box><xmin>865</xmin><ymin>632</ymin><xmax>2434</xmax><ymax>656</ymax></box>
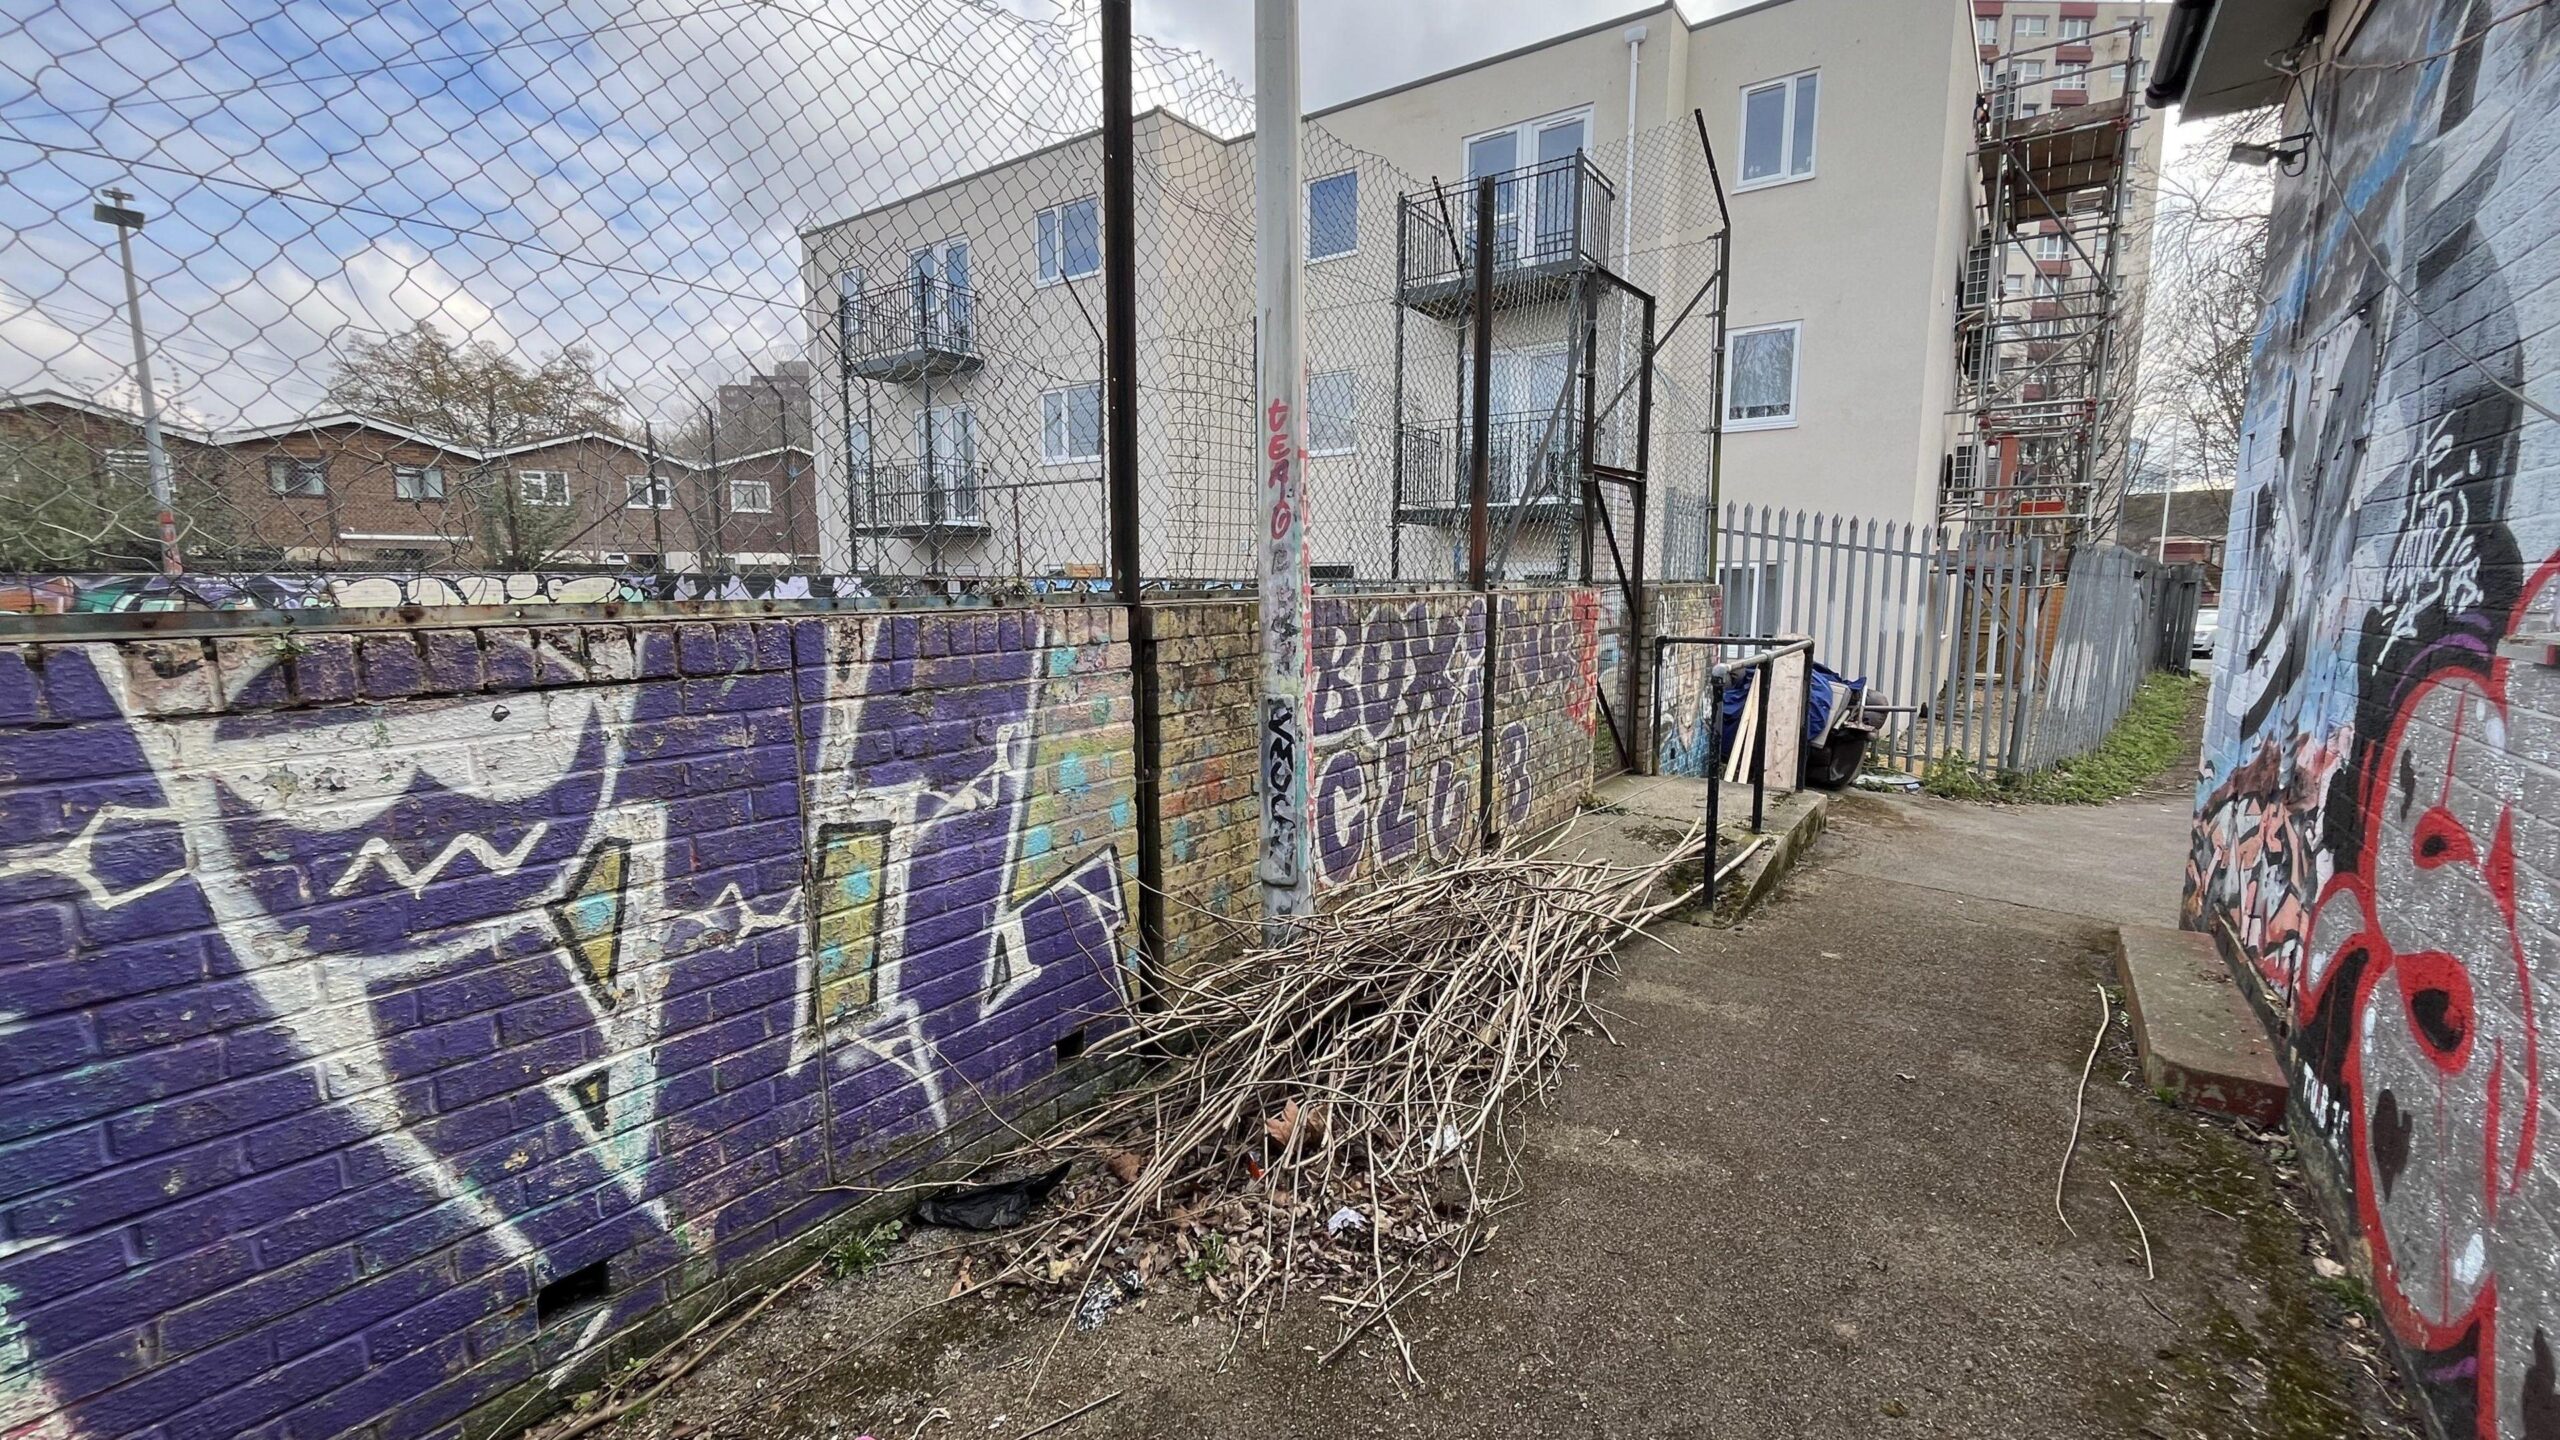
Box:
<box><xmin>2136</xmin><ymin>110</ymin><xmax>2279</xmax><ymax>488</ymax></box>
<box><xmin>325</xmin><ymin>323</ymin><xmax>626</xmax><ymax>567</ymax></box>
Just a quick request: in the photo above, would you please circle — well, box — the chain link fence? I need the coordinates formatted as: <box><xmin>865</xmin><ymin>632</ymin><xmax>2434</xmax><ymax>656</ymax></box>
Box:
<box><xmin>1</xmin><ymin>0</ymin><xmax>1726</xmax><ymax>619</ymax></box>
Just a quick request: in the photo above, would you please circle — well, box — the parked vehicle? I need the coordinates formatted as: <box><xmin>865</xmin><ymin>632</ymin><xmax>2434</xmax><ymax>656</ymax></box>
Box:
<box><xmin>2192</xmin><ymin>605</ymin><xmax>2220</xmax><ymax>659</ymax></box>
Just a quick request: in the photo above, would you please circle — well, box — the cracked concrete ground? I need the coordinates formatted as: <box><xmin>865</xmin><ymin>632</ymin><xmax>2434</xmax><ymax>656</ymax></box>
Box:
<box><xmin>586</xmin><ymin>745</ymin><xmax>2418</xmax><ymax>1440</ymax></box>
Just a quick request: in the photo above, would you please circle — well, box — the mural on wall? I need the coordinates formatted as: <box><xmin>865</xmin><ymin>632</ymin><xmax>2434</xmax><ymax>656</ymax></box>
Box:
<box><xmin>2180</xmin><ymin>6</ymin><xmax>2560</xmax><ymax>1436</ymax></box>
<box><xmin>1303</xmin><ymin>591</ymin><xmax>1603</xmax><ymax>887</ymax></box>
<box><xmin>0</xmin><ymin>610</ymin><xmax>1135</xmax><ymax>1438</ymax></box>
<box><xmin>1308</xmin><ymin>595</ymin><xmax>1489</xmax><ymax>887</ymax></box>
<box><xmin>0</xmin><ymin>570</ymin><xmax>880</xmax><ymax>617</ymax></box>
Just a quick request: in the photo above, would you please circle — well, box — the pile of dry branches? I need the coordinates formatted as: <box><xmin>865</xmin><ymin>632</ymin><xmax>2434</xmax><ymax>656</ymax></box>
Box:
<box><xmin>973</xmin><ymin>829</ymin><xmax>1698</xmax><ymax>1374</ymax></box>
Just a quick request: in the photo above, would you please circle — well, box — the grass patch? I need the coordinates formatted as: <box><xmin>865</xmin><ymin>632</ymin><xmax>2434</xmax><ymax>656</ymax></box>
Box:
<box><xmin>1922</xmin><ymin>672</ymin><xmax>2202</xmax><ymax>805</ymax></box>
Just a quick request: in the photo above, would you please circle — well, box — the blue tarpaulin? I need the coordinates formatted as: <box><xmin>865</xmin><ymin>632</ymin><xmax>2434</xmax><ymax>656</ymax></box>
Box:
<box><xmin>1717</xmin><ymin>660</ymin><xmax>1863</xmax><ymax>764</ymax></box>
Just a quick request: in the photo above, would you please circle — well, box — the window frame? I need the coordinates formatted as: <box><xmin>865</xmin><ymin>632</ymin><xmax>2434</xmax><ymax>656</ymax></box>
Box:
<box><xmin>2059</xmin><ymin>15</ymin><xmax>2092</xmax><ymax>39</ymax></box>
<box><xmin>1305</xmin><ymin>369</ymin><xmax>1357</xmax><ymax>456</ymax></box>
<box><xmin>727</xmin><ymin>476</ymin><xmax>774</xmax><ymax>514</ymax></box>
<box><xmin>1734</xmin><ymin>69</ymin><xmax>1819</xmax><ymax>192</ymax></box>
<box><xmin>2012</xmin><ymin>13</ymin><xmax>2048</xmax><ymax>41</ymax></box>
<box><xmin>1035</xmin><ymin>196</ymin><xmax>1101</xmax><ymax>286</ymax></box>
<box><xmin>265</xmin><ymin>455</ymin><xmax>326</xmax><ymax>497</ymax></box>
<box><xmin>518</xmin><ymin>469</ymin><xmax>570</xmax><ymax>507</ymax></box>
<box><xmin>1723</xmin><ymin>320</ymin><xmax>1803</xmax><ymax>432</ymax></box>
<box><xmin>1306</xmin><ymin>169</ymin><xmax>1359</xmax><ymax>263</ymax></box>
<box><xmin>1038</xmin><ymin>382</ymin><xmax>1103</xmax><ymax>466</ymax></box>
<box><xmin>392</xmin><ymin>463</ymin><xmax>446</xmax><ymax>501</ymax></box>
<box><xmin>624</xmin><ymin>473</ymin><xmax>673</xmax><ymax>510</ymax></box>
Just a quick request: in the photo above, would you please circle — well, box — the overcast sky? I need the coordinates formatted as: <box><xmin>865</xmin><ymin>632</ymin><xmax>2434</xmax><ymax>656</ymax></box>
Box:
<box><xmin>2</xmin><ymin>0</ymin><xmax>2226</xmax><ymax>438</ymax></box>
<box><xmin>1132</xmin><ymin>0</ymin><xmax>1684</xmax><ymax>112</ymax></box>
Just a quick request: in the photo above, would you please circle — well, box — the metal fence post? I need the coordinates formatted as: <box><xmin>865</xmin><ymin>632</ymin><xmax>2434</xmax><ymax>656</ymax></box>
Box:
<box><xmin>1251</xmin><ymin>0</ymin><xmax>1314</xmax><ymax>928</ymax></box>
<box><xmin>1104</xmin><ymin>0</ymin><xmax>1167</xmax><ymax>974</ymax></box>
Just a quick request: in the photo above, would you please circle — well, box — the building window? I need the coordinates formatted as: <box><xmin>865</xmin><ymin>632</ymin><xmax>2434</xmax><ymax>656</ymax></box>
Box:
<box><xmin>625</xmin><ymin>474</ymin><xmax>672</xmax><ymax>509</ymax></box>
<box><xmin>266</xmin><ymin>456</ymin><xmax>326</xmax><ymax>496</ymax></box>
<box><xmin>2060</xmin><ymin>16</ymin><xmax>2092</xmax><ymax>39</ymax></box>
<box><xmin>2014</xmin><ymin>59</ymin><xmax>2044</xmax><ymax>86</ymax></box>
<box><xmin>846</xmin><ymin>419</ymin><xmax>870</xmax><ymax>473</ymax></box>
<box><xmin>1976</xmin><ymin>16</ymin><xmax>1996</xmax><ymax>44</ymax></box>
<box><xmin>2057</xmin><ymin>64</ymin><xmax>2088</xmax><ymax>90</ymax></box>
<box><xmin>1039</xmin><ymin>383</ymin><xmax>1102</xmax><ymax>465</ymax></box>
<box><xmin>1725</xmin><ymin>321</ymin><xmax>1800</xmax><ymax>429</ymax></box>
<box><xmin>1307</xmin><ymin>170</ymin><xmax>1358</xmax><ymax>261</ymax></box>
<box><xmin>1036</xmin><ymin>197</ymin><xmax>1100</xmax><ymax>284</ymax></box>
<box><xmin>729</xmin><ymin>477</ymin><xmax>773</xmax><ymax>513</ymax></box>
<box><xmin>2013</xmin><ymin>13</ymin><xmax>2047</xmax><ymax>41</ymax></box>
<box><xmin>1306</xmin><ymin>370</ymin><xmax>1356</xmax><ymax>455</ymax></box>
<box><xmin>519</xmin><ymin>469</ymin><xmax>570</xmax><ymax>507</ymax></box>
<box><xmin>836</xmin><ymin>267</ymin><xmax>864</xmax><ymax>349</ymax></box>
<box><xmin>393</xmin><ymin>464</ymin><xmax>445</xmax><ymax>501</ymax></box>
<box><xmin>1738</xmin><ymin>70</ymin><xmax>1818</xmax><ymax>188</ymax></box>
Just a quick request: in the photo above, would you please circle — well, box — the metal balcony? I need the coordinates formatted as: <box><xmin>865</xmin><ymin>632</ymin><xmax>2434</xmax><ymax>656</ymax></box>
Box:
<box><xmin>1396</xmin><ymin>154</ymin><xmax>1614</xmax><ymax>319</ymax></box>
<box><xmin>848</xmin><ymin>460</ymin><xmax>991</xmax><ymax>536</ymax></box>
<box><xmin>841</xmin><ymin>278</ymin><xmax>982</xmax><ymax>383</ymax></box>
<box><xmin>1394</xmin><ymin>413</ymin><xmax>1584</xmax><ymax>520</ymax></box>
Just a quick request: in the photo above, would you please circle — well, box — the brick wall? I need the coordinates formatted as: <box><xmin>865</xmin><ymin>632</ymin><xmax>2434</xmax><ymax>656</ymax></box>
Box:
<box><xmin>1492</xmin><ymin>589</ymin><xmax>1602</xmax><ymax>839</ymax></box>
<box><xmin>0</xmin><ymin>605</ymin><xmax>1138</xmax><ymax>1440</ymax></box>
<box><xmin>1148</xmin><ymin>600</ymin><xmax>1258</xmax><ymax>980</ymax></box>
<box><xmin>0</xmin><ymin>583</ymin><xmax>1630</xmax><ymax>1436</ymax></box>
<box><xmin>1307</xmin><ymin>592</ymin><xmax>1488</xmax><ymax>889</ymax></box>
<box><xmin>1646</xmin><ymin>583</ymin><xmax>1725</xmax><ymax>777</ymax></box>
<box><xmin>2178</xmin><ymin>7</ymin><xmax>2560</xmax><ymax>1437</ymax></box>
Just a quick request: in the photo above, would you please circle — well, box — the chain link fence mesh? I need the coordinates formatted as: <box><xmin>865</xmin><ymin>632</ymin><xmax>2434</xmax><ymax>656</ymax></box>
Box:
<box><xmin>2</xmin><ymin>0</ymin><xmax>1726</xmax><ymax>617</ymax></box>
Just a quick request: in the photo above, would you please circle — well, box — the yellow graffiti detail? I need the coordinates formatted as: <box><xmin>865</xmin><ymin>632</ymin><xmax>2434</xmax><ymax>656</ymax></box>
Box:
<box><xmin>812</xmin><ymin>820</ymin><xmax>891</xmax><ymax>1026</ymax></box>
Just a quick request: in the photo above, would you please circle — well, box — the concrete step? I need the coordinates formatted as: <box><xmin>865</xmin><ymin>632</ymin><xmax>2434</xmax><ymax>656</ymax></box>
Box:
<box><xmin>2113</xmin><ymin>924</ymin><xmax>2287</xmax><ymax>1126</ymax></box>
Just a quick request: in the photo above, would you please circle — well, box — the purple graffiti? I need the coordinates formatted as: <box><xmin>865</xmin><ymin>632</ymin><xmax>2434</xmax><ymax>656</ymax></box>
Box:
<box><xmin>0</xmin><ymin>610</ymin><xmax>1132</xmax><ymax>1438</ymax></box>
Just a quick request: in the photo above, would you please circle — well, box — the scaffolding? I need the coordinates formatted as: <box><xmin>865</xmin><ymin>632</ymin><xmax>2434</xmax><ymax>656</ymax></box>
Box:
<box><xmin>1948</xmin><ymin>17</ymin><xmax>2149</xmax><ymax>547</ymax></box>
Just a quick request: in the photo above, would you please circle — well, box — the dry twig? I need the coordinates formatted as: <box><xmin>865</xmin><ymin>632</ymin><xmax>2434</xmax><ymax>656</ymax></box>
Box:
<box><xmin>2056</xmin><ymin>983</ymin><xmax>2110</xmax><ymax>1237</ymax></box>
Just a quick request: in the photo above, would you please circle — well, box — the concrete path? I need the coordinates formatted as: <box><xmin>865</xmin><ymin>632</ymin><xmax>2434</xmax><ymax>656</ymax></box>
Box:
<box><xmin>595</xmin><ymin>772</ymin><xmax>2416</xmax><ymax>1440</ymax></box>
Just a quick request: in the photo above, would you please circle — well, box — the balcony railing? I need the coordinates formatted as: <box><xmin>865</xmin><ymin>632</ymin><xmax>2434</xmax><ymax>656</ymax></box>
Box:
<box><xmin>1396</xmin><ymin>154</ymin><xmax>1614</xmax><ymax>317</ymax></box>
<box><xmin>1395</xmin><ymin>413</ymin><xmax>1583</xmax><ymax>516</ymax></box>
<box><xmin>839</xmin><ymin>277</ymin><xmax>982</xmax><ymax>382</ymax></box>
<box><xmin>849</xmin><ymin>460</ymin><xmax>989</xmax><ymax>534</ymax></box>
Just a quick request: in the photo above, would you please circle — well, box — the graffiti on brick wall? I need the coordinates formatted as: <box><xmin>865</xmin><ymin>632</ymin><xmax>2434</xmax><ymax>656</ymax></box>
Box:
<box><xmin>0</xmin><ymin>569</ymin><xmax>878</xmax><ymax>616</ymax></box>
<box><xmin>1303</xmin><ymin>591</ymin><xmax>1600</xmax><ymax>887</ymax></box>
<box><xmin>1494</xmin><ymin>589</ymin><xmax>1602</xmax><ymax>830</ymax></box>
<box><xmin>2180</xmin><ymin>7</ymin><xmax>2560</xmax><ymax>1435</ymax></box>
<box><xmin>1308</xmin><ymin>596</ymin><xmax>1488</xmax><ymax>887</ymax></box>
<box><xmin>0</xmin><ymin>610</ymin><xmax>1134</xmax><ymax>1437</ymax></box>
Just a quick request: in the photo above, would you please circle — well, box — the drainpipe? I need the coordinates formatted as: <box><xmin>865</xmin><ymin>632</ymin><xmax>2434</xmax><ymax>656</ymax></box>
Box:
<box><xmin>1620</xmin><ymin>24</ymin><xmax>1644</xmax><ymax>277</ymax></box>
<box><xmin>1614</xmin><ymin>24</ymin><xmax>1646</xmax><ymax>476</ymax></box>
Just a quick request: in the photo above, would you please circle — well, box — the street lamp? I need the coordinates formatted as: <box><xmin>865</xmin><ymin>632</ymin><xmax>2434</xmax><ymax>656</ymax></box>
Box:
<box><xmin>92</xmin><ymin>187</ymin><xmax>182</xmax><ymax>576</ymax></box>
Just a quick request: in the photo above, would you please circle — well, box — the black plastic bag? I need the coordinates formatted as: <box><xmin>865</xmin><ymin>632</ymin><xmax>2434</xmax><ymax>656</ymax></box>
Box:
<box><xmin>915</xmin><ymin>1161</ymin><xmax>1073</xmax><ymax>1230</ymax></box>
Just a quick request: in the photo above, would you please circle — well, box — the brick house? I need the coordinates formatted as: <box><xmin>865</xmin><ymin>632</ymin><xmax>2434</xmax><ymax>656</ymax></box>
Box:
<box><xmin>216</xmin><ymin>413</ymin><xmax>480</xmax><ymax>567</ymax></box>
<box><xmin>483</xmin><ymin>432</ymin><xmax>817</xmax><ymax>572</ymax></box>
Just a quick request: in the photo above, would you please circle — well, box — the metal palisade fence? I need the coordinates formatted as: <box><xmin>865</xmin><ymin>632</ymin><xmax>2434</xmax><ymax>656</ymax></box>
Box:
<box><xmin>1715</xmin><ymin>503</ymin><xmax>2196</xmax><ymax>782</ymax></box>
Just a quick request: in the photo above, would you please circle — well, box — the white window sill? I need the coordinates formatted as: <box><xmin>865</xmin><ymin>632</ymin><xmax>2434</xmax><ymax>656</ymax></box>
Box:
<box><xmin>1039</xmin><ymin>456</ymin><xmax>1103</xmax><ymax>468</ymax></box>
<box><xmin>1035</xmin><ymin>272</ymin><xmax>1101</xmax><ymax>288</ymax></box>
<box><xmin>1306</xmin><ymin>446</ymin><xmax>1356</xmax><ymax>458</ymax></box>
<box><xmin>1308</xmin><ymin>248</ymin><xmax>1358</xmax><ymax>265</ymax></box>
<box><xmin>1731</xmin><ymin>170</ymin><xmax>1816</xmax><ymax>194</ymax></box>
<box><xmin>1724</xmin><ymin>415</ymin><xmax>1799</xmax><ymax>432</ymax></box>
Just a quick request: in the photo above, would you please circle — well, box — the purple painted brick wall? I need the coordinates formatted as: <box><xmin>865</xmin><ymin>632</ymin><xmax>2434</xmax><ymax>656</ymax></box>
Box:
<box><xmin>0</xmin><ymin>606</ymin><xmax>1138</xmax><ymax>1438</ymax></box>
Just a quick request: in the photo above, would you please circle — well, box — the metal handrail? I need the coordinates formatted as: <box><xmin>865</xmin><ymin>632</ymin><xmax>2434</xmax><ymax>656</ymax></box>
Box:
<box><xmin>1651</xmin><ymin>633</ymin><xmax>1818</xmax><ymax>910</ymax></box>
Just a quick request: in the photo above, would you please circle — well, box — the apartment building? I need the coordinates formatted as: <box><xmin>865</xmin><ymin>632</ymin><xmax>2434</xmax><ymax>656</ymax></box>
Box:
<box><xmin>0</xmin><ymin>392</ymin><xmax>820</xmax><ymax>574</ymax></box>
<box><xmin>802</xmin><ymin>0</ymin><xmax>2172</xmax><ymax>589</ymax></box>
<box><xmin>1950</xmin><ymin>1</ymin><xmax>2167</xmax><ymax>528</ymax></box>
